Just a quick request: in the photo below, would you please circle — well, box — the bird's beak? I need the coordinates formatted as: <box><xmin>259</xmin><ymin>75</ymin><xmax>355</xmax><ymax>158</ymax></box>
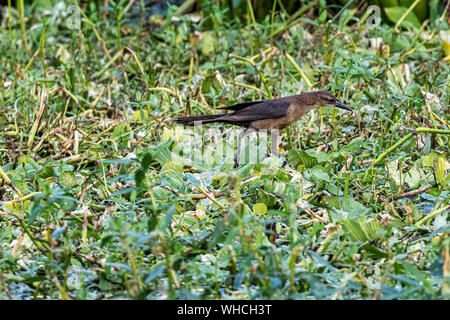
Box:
<box><xmin>335</xmin><ymin>100</ymin><xmax>352</xmax><ymax>112</ymax></box>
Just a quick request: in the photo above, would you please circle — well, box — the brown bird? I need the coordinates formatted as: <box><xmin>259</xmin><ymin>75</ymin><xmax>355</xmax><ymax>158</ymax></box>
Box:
<box><xmin>175</xmin><ymin>91</ymin><xmax>352</xmax><ymax>167</ymax></box>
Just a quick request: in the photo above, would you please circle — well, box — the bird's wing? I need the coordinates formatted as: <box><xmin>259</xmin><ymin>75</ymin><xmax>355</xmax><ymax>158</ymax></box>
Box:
<box><xmin>222</xmin><ymin>98</ymin><xmax>291</xmax><ymax>122</ymax></box>
<box><xmin>218</xmin><ymin>100</ymin><xmax>268</xmax><ymax>111</ymax></box>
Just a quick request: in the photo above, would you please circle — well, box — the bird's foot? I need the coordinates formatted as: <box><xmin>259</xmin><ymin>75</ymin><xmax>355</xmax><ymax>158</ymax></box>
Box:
<box><xmin>233</xmin><ymin>159</ymin><xmax>239</xmax><ymax>169</ymax></box>
<box><xmin>282</xmin><ymin>160</ymin><xmax>288</xmax><ymax>168</ymax></box>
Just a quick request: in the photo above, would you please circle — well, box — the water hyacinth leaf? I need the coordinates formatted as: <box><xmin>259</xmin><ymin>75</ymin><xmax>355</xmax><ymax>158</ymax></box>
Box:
<box><xmin>12</xmin><ymin>180</ymin><xmax>29</xmax><ymax>195</ymax></box>
<box><xmin>316</xmin><ymin>151</ymin><xmax>333</xmax><ymax>163</ymax></box>
<box><xmin>133</xmin><ymin>109</ymin><xmax>148</xmax><ymax>121</ymax></box>
<box><xmin>307</xmin><ymin>249</ymin><xmax>338</xmax><ymax>273</ymax></box>
<box><xmin>324</xmin><ymin>196</ymin><xmax>370</xmax><ymax>220</ymax></box>
<box><xmin>37</xmin><ymin>165</ymin><xmax>56</xmax><ymax>178</ymax></box>
<box><xmin>387</xmin><ymin>161</ymin><xmax>401</xmax><ymax>186</ymax></box>
<box><xmin>257</xmin><ymin>188</ymin><xmax>276</xmax><ymax>208</ymax></box>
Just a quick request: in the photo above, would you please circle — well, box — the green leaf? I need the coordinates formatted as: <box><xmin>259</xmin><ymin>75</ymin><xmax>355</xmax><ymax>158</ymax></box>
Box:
<box><xmin>326</xmin><ymin>196</ymin><xmax>371</xmax><ymax>219</ymax></box>
<box><xmin>399</xmin><ymin>0</ymin><xmax>429</xmax><ymax>22</ymax></box>
<box><xmin>141</xmin><ymin>152</ymin><xmax>154</xmax><ymax>171</ymax></box>
<box><xmin>28</xmin><ymin>204</ymin><xmax>45</xmax><ymax>224</ymax></box>
<box><xmin>341</xmin><ymin>197</ymin><xmax>371</xmax><ymax>216</ymax></box>
<box><xmin>380</xmin><ymin>0</ymin><xmax>399</xmax><ymax>6</ymax></box>
<box><xmin>399</xmin><ymin>261</ymin><xmax>426</xmax><ymax>283</ymax></box>
<box><xmin>404</xmin><ymin>166</ymin><xmax>423</xmax><ymax>189</ymax></box>
<box><xmin>384</xmin><ymin>6</ymin><xmax>421</xmax><ymax>29</ymax></box>
<box><xmin>60</xmin><ymin>171</ymin><xmax>83</xmax><ymax>187</ymax></box>
<box><xmin>436</xmin><ymin>157</ymin><xmax>447</xmax><ymax>188</ymax></box>
<box><xmin>111</xmin><ymin>123</ymin><xmax>131</xmax><ymax>149</ymax></box>
<box><xmin>326</xmin><ymin>183</ymin><xmax>339</xmax><ymax>195</ymax></box>
<box><xmin>253</xmin><ymin>203</ymin><xmax>267</xmax><ymax>215</ymax></box>
<box><xmin>422</xmin><ymin>151</ymin><xmax>448</xmax><ymax>168</ymax></box>
<box><xmin>341</xmin><ymin>216</ymin><xmax>383</xmax><ymax>242</ymax></box>
<box><xmin>135</xmin><ymin>169</ymin><xmax>146</xmax><ymax>188</ymax></box>
<box><xmin>199</xmin><ymin>31</ymin><xmax>217</xmax><ymax>56</ymax></box>
<box><xmin>144</xmin><ymin>265</ymin><xmax>167</xmax><ymax>284</ymax></box>
<box><xmin>311</xmin><ymin>167</ymin><xmax>330</xmax><ymax>183</ymax></box>
<box><xmin>154</xmin><ymin>142</ymin><xmax>172</xmax><ymax>166</ymax></box>
<box><xmin>319</xmin><ymin>9</ymin><xmax>327</xmax><ymax>24</ymax></box>
<box><xmin>161</xmin><ymin>161</ymin><xmax>184</xmax><ymax>179</ymax></box>
<box><xmin>287</xmin><ymin>149</ymin><xmax>317</xmax><ymax>168</ymax></box>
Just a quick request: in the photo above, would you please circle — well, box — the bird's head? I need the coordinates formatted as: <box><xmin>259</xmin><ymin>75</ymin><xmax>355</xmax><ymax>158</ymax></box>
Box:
<box><xmin>312</xmin><ymin>91</ymin><xmax>352</xmax><ymax>112</ymax></box>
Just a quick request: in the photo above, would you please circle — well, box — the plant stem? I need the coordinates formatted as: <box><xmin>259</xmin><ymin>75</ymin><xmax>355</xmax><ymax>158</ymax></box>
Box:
<box><xmin>284</xmin><ymin>52</ymin><xmax>313</xmax><ymax>88</ymax></box>
<box><xmin>394</xmin><ymin>0</ymin><xmax>421</xmax><ymax>32</ymax></box>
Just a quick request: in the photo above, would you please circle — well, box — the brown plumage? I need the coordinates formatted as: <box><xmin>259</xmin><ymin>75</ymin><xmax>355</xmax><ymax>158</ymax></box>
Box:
<box><xmin>174</xmin><ymin>91</ymin><xmax>352</xmax><ymax>167</ymax></box>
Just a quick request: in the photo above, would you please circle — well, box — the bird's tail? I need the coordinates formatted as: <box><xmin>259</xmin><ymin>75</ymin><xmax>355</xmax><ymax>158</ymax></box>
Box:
<box><xmin>174</xmin><ymin>114</ymin><xmax>227</xmax><ymax>126</ymax></box>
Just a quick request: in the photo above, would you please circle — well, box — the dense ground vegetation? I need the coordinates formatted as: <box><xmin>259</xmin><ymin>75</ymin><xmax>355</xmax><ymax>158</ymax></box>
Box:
<box><xmin>0</xmin><ymin>0</ymin><xmax>449</xmax><ymax>299</ymax></box>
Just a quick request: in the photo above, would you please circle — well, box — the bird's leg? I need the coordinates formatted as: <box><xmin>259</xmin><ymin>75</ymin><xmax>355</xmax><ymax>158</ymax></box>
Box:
<box><xmin>234</xmin><ymin>129</ymin><xmax>251</xmax><ymax>168</ymax></box>
<box><xmin>271</xmin><ymin>129</ymin><xmax>288</xmax><ymax>167</ymax></box>
<box><xmin>270</xmin><ymin>129</ymin><xmax>280</xmax><ymax>158</ymax></box>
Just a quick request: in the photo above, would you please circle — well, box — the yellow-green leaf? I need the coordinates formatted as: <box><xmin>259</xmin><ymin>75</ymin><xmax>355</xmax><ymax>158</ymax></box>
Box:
<box><xmin>253</xmin><ymin>203</ymin><xmax>267</xmax><ymax>215</ymax></box>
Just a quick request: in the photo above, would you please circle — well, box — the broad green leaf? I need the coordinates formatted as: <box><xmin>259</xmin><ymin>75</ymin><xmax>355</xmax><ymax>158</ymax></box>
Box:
<box><xmin>311</xmin><ymin>167</ymin><xmax>330</xmax><ymax>183</ymax></box>
<box><xmin>287</xmin><ymin>149</ymin><xmax>317</xmax><ymax>168</ymax></box>
<box><xmin>380</xmin><ymin>0</ymin><xmax>399</xmax><ymax>6</ymax></box>
<box><xmin>341</xmin><ymin>216</ymin><xmax>383</xmax><ymax>242</ymax></box>
<box><xmin>60</xmin><ymin>171</ymin><xmax>83</xmax><ymax>187</ymax></box>
<box><xmin>399</xmin><ymin>0</ymin><xmax>429</xmax><ymax>22</ymax></box>
<box><xmin>384</xmin><ymin>6</ymin><xmax>421</xmax><ymax>29</ymax></box>
<box><xmin>404</xmin><ymin>166</ymin><xmax>423</xmax><ymax>189</ymax></box>
<box><xmin>326</xmin><ymin>196</ymin><xmax>371</xmax><ymax>218</ymax></box>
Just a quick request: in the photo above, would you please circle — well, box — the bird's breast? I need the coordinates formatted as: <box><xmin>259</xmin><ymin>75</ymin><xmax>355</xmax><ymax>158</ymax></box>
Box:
<box><xmin>249</xmin><ymin>103</ymin><xmax>311</xmax><ymax>130</ymax></box>
<box><xmin>286</xmin><ymin>103</ymin><xmax>309</xmax><ymax>123</ymax></box>
<box><xmin>250</xmin><ymin>117</ymin><xmax>289</xmax><ymax>130</ymax></box>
